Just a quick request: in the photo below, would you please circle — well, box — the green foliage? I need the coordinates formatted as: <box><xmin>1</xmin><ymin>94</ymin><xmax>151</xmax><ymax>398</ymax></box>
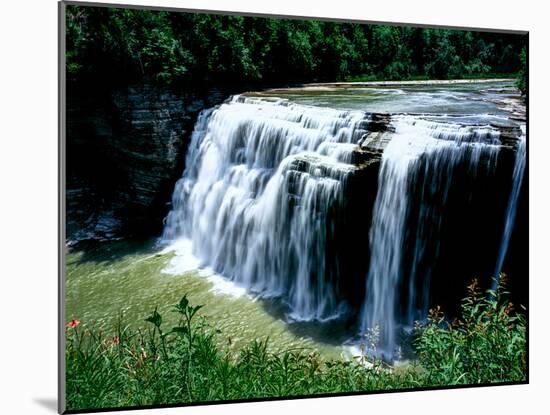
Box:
<box><xmin>65</xmin><ymin>295</ymin><xmax>419</xmax><ymax>410</ymax></box>
<box><xmin>66</xmin><ymin>5</ymin><xmax>526</xmax><ymax>86</ymax></box>
<box><xmin>414</xmin><ymin>277</ymin><xmax>526</xmax><ymax>385</ymax></box>
<box><xmin>66</xmin><ymin>282</ymin><xmax>526</xmax><ymax>411</ymax></box>
<box><xmin>516</xmin><ymin>47</ymin><xmax>527</xmax><ymax>96</ymax></box>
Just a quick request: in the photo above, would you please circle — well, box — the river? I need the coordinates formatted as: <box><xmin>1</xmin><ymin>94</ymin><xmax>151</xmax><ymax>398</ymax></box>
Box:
<box><xmin>66</xmin><ymin>80</ymin><xmax>526</xmax><ymax>362</ymax></box>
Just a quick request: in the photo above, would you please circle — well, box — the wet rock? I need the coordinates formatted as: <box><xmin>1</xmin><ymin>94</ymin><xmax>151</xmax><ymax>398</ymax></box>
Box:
<box><xmin>66</xmin><ymin>83</ymin><xmax>232</xmax><ymax>243</ymax></box>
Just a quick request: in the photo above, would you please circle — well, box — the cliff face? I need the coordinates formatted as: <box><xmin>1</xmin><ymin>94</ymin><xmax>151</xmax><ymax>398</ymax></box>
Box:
<box><xmin>66</xmin><ymin>85</ymin><xmax>526</xmax><ymax>273</ymax></box>
<box><xmin>66</xmin><ymin>86</ymin><xmax>527</xmax><ymax>316</ymax></box>
<box><xmin>66</xmin><ymin>83</ymin><xmax>230</xmax><ymax>244</ymax></box>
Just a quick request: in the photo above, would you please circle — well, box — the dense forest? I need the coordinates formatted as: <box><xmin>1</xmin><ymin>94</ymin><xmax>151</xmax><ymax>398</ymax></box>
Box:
<box><xmin>66</xmin><ymin>5</ymin><xmax>527</xmax><ymax>90</ymax></box>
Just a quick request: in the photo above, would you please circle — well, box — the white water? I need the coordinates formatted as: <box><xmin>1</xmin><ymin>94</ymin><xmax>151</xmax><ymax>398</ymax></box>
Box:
<box><xmin>360</xmin><ymin>116</ymin><xmax>501</xmax><ymax>359</ymax></box>
<box><xmin>493</xmin><ymin>126</ymin><xmax>527</xmax><ymax>286</ymax></box>
<box><xmin>161</xmin><ymin>239</ymin><xmax>250</xmax><ymax>298</ymax></box>
<box><xmin>162</xmin><ymin>96</ymin><xmax>369</xmax><ymax>321</ymax></box>
<box><xmin>162</xmin><ymin>94</ymin><xmax>523</xmax><ymax>360</ymax></box>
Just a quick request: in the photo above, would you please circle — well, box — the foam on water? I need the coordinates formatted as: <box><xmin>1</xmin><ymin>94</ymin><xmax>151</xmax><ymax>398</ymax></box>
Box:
<box><xmin>162</xmin><ymin>239</ymin><xmax>250</xmax><ymax>299</ymax></box>
<box><xmin>162</xmin><ymin>96</ymin><xmax>370</xmax><ymax>320</ymax></box>
<box><xmin>360</xmin><ymin>115</ymin><xmax>502</xmax><ymax>359</ymax></box>
<box><xmin>160</xmin><ymin>94</ymin><xmax>524</xmax><ymax>361</ymax></box>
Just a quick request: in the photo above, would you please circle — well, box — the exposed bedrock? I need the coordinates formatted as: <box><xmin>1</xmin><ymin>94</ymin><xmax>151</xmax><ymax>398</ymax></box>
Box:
<box><xmin>66</xmin><ymin>83</ymin><xmax>231</xmax><ymax>243</ymax></box>
<box><xmin>67</xmin><ymin>87</ymin><xmax>526</xmax><ymax>317</ymax></box>
<box><xmin>67</xmin><ymin>86</ymin><xmax>527</xmax><ymax>358</ymax></box>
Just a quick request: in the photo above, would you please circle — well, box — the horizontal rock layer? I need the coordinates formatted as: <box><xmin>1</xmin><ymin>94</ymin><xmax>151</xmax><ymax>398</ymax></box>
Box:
<box><xmin>66</xmin><ymin>84</ymin><xmax>231</xmax><ymax>243</ymax></box>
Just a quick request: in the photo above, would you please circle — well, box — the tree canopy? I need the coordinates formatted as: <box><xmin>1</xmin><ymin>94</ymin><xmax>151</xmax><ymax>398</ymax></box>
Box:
<box><xmin>66</xmin><ymin>5</ymin><xmax>527</xmax><ymax>87</ymax></box>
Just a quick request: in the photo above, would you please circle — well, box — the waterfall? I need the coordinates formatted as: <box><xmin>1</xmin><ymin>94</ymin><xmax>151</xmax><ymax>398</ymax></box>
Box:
<box><xmin>360</xmin><ymin>116</ymin><xmax>501</xmax><ymax>359</ymax></box>
<box><xmin>493</xmin><ymin>126</ymin><xmax>527</xmax><ymax>287</ymax></box>
<box><xmin>162</xmin><ymin>93</ymin><xmax>524</xmax><ymax>360</ymax></box>
<box><xmin>162</xmin><ymin>96</ymin><xmax>369</xmax><ymax>321</ymax></box>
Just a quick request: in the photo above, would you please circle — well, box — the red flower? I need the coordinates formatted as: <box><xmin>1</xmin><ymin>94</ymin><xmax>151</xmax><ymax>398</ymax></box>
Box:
<box><xmin>67</xmin><ymin>319</ymin><xmax>81</xmax><ymax>329</ymax></box>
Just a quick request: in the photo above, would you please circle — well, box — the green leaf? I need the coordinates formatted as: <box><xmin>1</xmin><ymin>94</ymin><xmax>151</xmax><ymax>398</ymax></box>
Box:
<box><xmin>145</xmin><ymin>308</ymin><xmax>162</xmax><ymax>328</ymax></box>
<box><xmin>171</xmin><ymin>326</ymin><xmax>188</xmax><ymax>335</ymax></box>
<box><xmin>179</xmin><ymin>296</ymin><xmax>189</xmax><ymax>311</ymax></box>
<box><xmin>189</xmin><ymin>305</ymin><xmax>203</xmax><ymax>318</ymax></box>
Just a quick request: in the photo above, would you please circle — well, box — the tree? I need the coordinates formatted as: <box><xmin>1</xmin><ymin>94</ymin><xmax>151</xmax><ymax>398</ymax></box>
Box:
<box><xmin>516</xmin><ymin>47</ymin><xmax>527</xmax><ymax>96</ymax></box>
<box><xmin>66</xmin><ymin>5</ymin><xmax>527</xmax><ymax>87</ymax></box>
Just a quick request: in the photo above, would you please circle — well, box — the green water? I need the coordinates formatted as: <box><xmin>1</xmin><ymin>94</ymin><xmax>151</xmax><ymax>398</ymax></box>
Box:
<box><xmin>66</xmin><ymin>240</ymin><xmax>350</xmax><ymax>360</ymax></box>
<box><xmin>247</xmin><ymin>80</ymin><xmax>520</xmax><ymax>120</ymax></box>
<box><xmin>66</xmin><ymin>81</ymin><xmax>523</xmax><ymax>363</ymax></box>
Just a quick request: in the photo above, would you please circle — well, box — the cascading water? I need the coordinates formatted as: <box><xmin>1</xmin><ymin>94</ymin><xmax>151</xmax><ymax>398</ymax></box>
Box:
<box><xmin>162</xmin><ymin>93</ymin><xmax>524</xmax><ymax>361</ymax></box>
<box><xmin>360</xmin><ymin>116</ymin><xmax>501</xmax><ymax>359</ymax></box>
<box><xmin>493</xmin><ymin>126</ymin><xmax>527</xmax><ymax>287</ymax></box>
<box><xmin>162</xmin><ymin>96</ymin><xmax>369</xmax><ymax>321</ymax></box>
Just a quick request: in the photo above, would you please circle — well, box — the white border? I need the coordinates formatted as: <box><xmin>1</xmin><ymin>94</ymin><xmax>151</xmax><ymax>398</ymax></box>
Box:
<box><xmin>1</xmin><ymin>1</ymin><xmax>547</xmax><ymax>414</ymax></box>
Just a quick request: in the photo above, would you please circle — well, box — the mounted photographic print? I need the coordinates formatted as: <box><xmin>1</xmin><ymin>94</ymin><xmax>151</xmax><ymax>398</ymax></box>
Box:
<box><xmin>59</xmin><ymin>1</ymin><xmax>528</xmax><ymax>413</ymax></box>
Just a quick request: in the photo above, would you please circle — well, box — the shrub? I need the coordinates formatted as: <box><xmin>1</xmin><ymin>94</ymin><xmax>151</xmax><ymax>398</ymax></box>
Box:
<box><xmin>414</xmin><ymin>276</ymin><xmax>526</xmax><ymax>386</ymax></box>
<box><xmin>66</xmin><ymin>281</ymin><xmax>526</xmax><ymax>411</ymax></box>
<box><xmin>516</xmin><ymin>47</ymin><xmax>527</xmax><ymax>96</ymax></box>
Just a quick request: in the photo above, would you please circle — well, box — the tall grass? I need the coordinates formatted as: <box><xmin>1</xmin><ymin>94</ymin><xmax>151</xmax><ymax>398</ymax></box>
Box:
<box><xmin>66</xmin><ymin>278</ymin><xmax>526</xmax><ymax>411</ymax></box>
<box><xmin>414</xmin><ymin>277</ymin><xmax>526</xmax><ymax>385</ymax></box>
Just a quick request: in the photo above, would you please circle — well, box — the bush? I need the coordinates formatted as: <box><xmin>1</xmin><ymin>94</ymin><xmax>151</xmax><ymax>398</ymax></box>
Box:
<box><xmin>516</xmin><ymin>48</ymin><xmax>527</xmax><ymax>96</ymax></box>
<box><xmin>414</xmin><ymin>276</ymin><xmax>526</xmax><ymax>385</ymax></box>
<box><xmin>66</xmin><ymin>296</ymin><xmax>419</xmax><ymax>410</ymax></box>
<box><xmin>66</xmin><ymin>281</ymin><xmax>526</xmax><ymax>411</ymax></box>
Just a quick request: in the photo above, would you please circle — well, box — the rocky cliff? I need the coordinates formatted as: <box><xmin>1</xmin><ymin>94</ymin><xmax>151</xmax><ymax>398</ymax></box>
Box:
<box><xmin>66</xmin><ymin>83</ymin><xmax>230</xmax><ymax>244</ymax></box>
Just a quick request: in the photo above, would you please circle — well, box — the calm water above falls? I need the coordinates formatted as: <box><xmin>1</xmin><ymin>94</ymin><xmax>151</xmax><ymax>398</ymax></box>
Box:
<box><xmin>251</xmin><ymin>80</ymin><xmax>522</xmax><ymax>118</ymax></box>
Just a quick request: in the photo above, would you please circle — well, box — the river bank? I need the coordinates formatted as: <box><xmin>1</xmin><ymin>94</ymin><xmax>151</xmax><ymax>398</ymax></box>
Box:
<box><xmin>65</xmin><ymin>269</ymin><xmax>526</xmax><ymax>411</ymax></box>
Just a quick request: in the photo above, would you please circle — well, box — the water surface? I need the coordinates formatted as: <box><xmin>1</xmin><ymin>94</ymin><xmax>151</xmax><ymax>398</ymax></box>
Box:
<box><xmin>247</xmin><ymin>80</ymin><xmax>522</xmax><ymax>124</ymax></box>
<box><xmin>66</xmin><ymin>239</ymin><xmax>350</xmax><ymax>360</ymax></box>
<box><xmin>67</xmin><ymin>80</ymin><xmax>525</xmax><ymax>362</ymax></box>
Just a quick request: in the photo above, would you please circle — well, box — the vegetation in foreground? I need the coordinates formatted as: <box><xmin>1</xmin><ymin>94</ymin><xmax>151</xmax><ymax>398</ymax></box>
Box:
<box><xmin>66</xmin><ymin>278</ymin><xmax>526</xmax><ymax>411</ymax></box>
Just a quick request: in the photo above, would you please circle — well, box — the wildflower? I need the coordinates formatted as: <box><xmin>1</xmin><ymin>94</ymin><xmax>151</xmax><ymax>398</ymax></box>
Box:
<box><xmin>67</xmin><ymin>319</ymin><xmax>80</xmax><ymax>329</ymax></box>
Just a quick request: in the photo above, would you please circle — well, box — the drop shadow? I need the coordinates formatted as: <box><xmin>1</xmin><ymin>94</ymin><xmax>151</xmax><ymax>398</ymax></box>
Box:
<box><xmin>34</xmin><ymin>398</ymin><xmax>57</xmax><ymax>413</ymax></box>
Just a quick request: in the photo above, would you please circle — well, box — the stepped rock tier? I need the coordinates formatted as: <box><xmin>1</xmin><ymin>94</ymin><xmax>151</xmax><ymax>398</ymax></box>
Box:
<box><xmin>162</xmin><ymin>90</ymin><xmax>526</xmax><ymax>359</ymax></box>
<box><xmin>65</xmin><ymin>81</ymin><xmax>526</xmax><ymax>360</ymax></box>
